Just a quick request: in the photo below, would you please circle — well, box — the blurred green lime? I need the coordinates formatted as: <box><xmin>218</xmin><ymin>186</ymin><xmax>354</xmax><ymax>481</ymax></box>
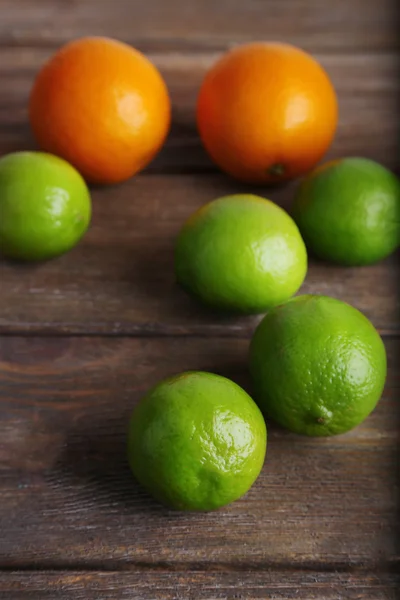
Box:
<box><xmin>292</xmin><ymin>157</ymin><xmax>400</xmax><ymax>265</ymax></box>
<box><xmin>0</xmin><ymin>151</ymin><xmax>91</xmax><ymax>261</ymax></box>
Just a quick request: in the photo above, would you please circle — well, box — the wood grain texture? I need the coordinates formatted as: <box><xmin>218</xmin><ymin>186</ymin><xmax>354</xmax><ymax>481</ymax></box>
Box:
<box><xmin>1</xmin><ymin>48</ymin><xmax>399</xmax><ymax>172</ymax></box>
<box><xmin>0</xmin><ymin>175</ymin><xmax>398</xmax><ymax>336</ymax></box>
<box><xmin>0</xmin><ymin>570</ymin><xmax>399</xmax><ymax>600</ymax></box>
<box><xmin>0</xmin><ymin>336</ymin><xmax>398</xmax><ymax>568</ymax></box>
<box><xmin>0</xmin><ymin>0</ymin><xmax>399</xmax><ymax>592</ymax></box>
<box><xmin>0</xmin><ymin>0</ymin><xmax>397</xmax><ymax>52</ymax></box>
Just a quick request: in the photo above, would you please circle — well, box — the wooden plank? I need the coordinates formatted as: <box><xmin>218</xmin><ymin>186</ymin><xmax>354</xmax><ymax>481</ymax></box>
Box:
<box><xmin>0</xmin><ymin>0</ymin><xmax>397</xmax><ymax>52</ymax></box>
<box><xmin>0</xmin><ymin>174</ymin><xmax>397</xmax><ymax>336</ymax></box>
<box><xmin>0</xmin><ymin>570</ymin><xmax>399</xmax><ymax>600</ymax></box>
<box><xmin>0</xmin><ymin>49</ymin><xmax>399</xmax><ymax>173</ymax></box>
<box><xmin>0</xmin><ymin>336</ymin><xmax>398</xmax><ymax>567</ymax></box>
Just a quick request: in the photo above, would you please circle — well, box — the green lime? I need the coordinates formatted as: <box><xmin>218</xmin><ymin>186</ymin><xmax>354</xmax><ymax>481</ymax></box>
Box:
<box><xmin>292</xmin><ymin>157</ymin><xmax>400</xmax><ymax>265</ymax></box>
<box><xmin>128</xmin><ymin>371</ymin><xmax>267</xmax><ymax>511</ymax></box>
<box><xmin>0</xmin><ymin>151</ymin><xmax>91</xmax><ymax>261</ymax></box>
<box><xmin>174</xmin><ymin>194</ymin><xmax>307</xmax><ymax>314</ymax></box>
<box><xmin>249</xmin><ymin>295</ymin><xmax>386</xmax><ymax>436</ymax></box>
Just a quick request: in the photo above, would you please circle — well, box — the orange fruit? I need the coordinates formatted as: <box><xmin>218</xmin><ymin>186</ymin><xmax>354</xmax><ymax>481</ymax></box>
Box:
<box><xmin>29</xmin><ymin>37</ymin><xmax>171</xmax><ymax>185</ymax></box>
<box><xmin>197</xmin><ymin>42</ymin><xmax>338</xmax><ymax>184</ymax></box>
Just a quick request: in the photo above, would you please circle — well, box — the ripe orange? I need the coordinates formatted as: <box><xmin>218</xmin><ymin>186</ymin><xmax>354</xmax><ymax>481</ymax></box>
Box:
<box><xmin>29</xmin><ymin>37</ymin><xmax>171</xmax><ymax>185</ymax></box>
<box><xmin>197</xmin><ymin>42</ymin><xmax>338</xmax><ymax>184</ymax></box>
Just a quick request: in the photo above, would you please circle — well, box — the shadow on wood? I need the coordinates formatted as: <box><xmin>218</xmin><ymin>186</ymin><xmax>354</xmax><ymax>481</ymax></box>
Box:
<box><xmin>52</xmin><ymin>410</ymin><xmax>171</xmax><ymax>516</ymax></box>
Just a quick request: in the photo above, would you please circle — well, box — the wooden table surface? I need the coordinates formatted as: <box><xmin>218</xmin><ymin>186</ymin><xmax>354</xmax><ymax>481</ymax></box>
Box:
<box><xmin>0</xmin><ymin>1</ymin><xmax>399</xmax><ymax>598</ymax></box>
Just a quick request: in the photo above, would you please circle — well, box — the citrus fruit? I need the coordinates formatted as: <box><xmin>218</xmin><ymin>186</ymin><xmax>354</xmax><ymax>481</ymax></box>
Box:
<box><xmin>197</xmin><ymin>42</ymin><xmax>338</xmax><ymax>184</ymax></box>
<box><xmin>0</xmin><ymin>151</ymin><xmax>91</xmax><ymax>261</ymax></box>
<box><xmin>29</xmin><ymin>36</ymin><xmax>171</xmax><ymax>185</ymax></box>
<box><xmin>174</xmin><ymin>194</ymin><xmax>307</xmax><ymax>313</ymax></box>
<box><xmin>128</xmin><ymin>371</ymin><xmax>267</xmax><ymax>511</ymax></box>
<box><xmin>292</xmin><ymin>157</ymin><xmax>400</xmax><ymax>266</ymax></box>
<box><xmin>249</xmin><ymin>295</ymin><xmax>387</xmax><ymax>436</ymax></box>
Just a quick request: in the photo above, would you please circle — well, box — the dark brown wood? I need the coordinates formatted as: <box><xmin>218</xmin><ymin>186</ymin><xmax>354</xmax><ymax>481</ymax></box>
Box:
<box><xmin>0</xmin><ymin>336</ymin><xmax>398</xmax><ymax>568</ymax></box>
<box><xmin>0</xmin><ymin>0</ymin><xmax>397</xmax><ymax>52</ymax></box>
<box><xmin>0</xmin><ymin>570</ymin><xmax>399</xmax><ymax>600</ymax></box>
<box><xmin>0</xmin><ymin>0</ymin><xmax>399</xmax><ymax>595</ymax></box>
<box><xmin>0</xmin><ymin>175</ymin><xmax>397</xmax><ymax>336</ymax></box>
<box><xmin>1</xmin><ymin>48</ymin><xmax>399</xmax><ymax>172</ymax></box>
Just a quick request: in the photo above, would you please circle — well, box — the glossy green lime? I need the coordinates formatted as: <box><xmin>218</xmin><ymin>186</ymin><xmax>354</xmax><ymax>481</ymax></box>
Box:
<box><xmin>0</xmin><ymin>151</ymin><xmax>91</xmax><ymax>261</ymax></box>
<box><xmin>292</xmin><ymin>157</ymin><xmax>400</xmax><ymax>265</ymax></box>
<box><xmin>249</xmin><ymin>295</ymin><xmax>387</xmax><ymax>436</ymax></box>
<box><xmin>174</xmin><ymin>194</ymin><xmax>307</xmax><ymax>313</ymax></box>
<box><xmin>128</xmin><ymin>371</ymin><xmax>267</xmax><ymax>511</ymax></box>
